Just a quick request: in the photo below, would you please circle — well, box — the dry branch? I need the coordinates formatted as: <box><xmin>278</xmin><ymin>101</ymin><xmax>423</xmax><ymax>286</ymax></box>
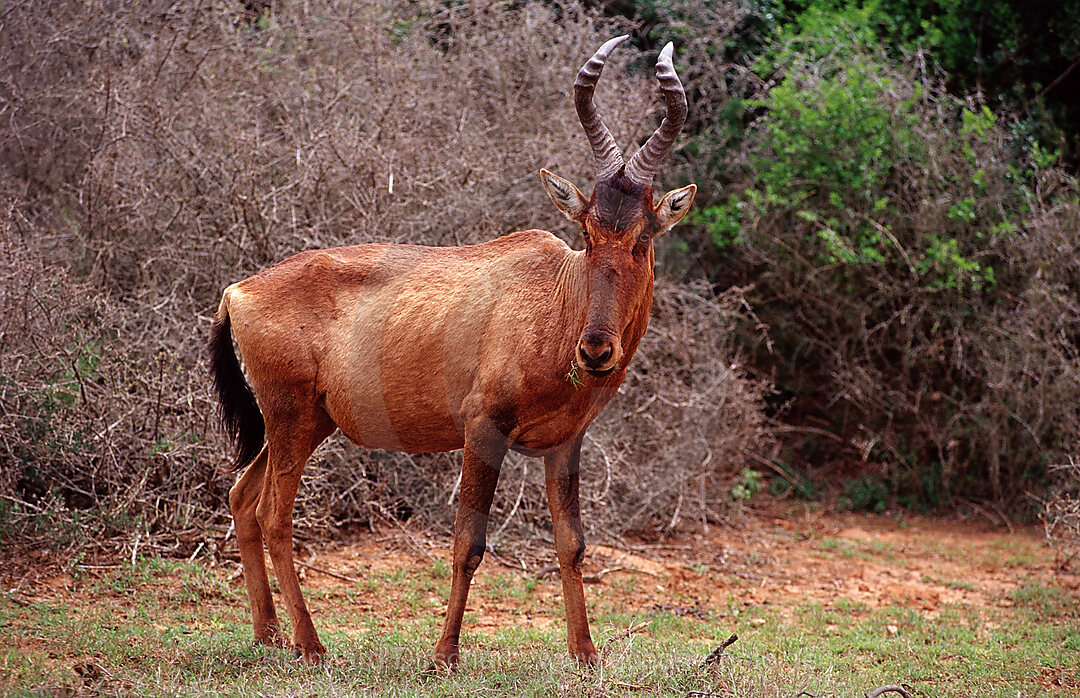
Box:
<box><xmin>0</xmin><ymin>0</ymin><xmax>768</xmax><ymax>558</ymax></box>
<box><xmin>865</xmin><ymin>686</ymin><xmax>911</xmax><ymax>698</ymax></box>
<box><xmin>601</xmin><ymin>621</ymin><xmax>650</xmax><ymax>651</ymax></box>
<box><xmin>292</xmin><ymin>559</ymin><xmax>363</xmax><ymax>585</ymax></box>
<box><xmin>704</xmin><ymin>633</ymin><xmax>739</xmax><ymax>665</ymax></box>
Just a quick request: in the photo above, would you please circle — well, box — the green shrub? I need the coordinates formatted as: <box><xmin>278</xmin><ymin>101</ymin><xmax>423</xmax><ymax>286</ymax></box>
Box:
<box><xmin>763</xmin><ymin>0</ymin><xmax>1080</xmax><ymax>162</ymax></box>
<box><xmin>702</xmin><ymin>10</ymin><xmax>1014</xmax><ymax>297</ymax></box>
<box><xmin>731</xmin><ymin>468</ymin><xmax>764</xmax><ymax>502</ymax></box>
<box><xmin>687</xmin><ymin>5</ymin><xmax>1080</xmax><ymax>511</ymax></box>
<box><xmin>840</xmin><ymin>476</ymin><xmax>888</xmax><ymax>513</ymax></box>
<box><xmin>767</xmin><ymin>461</ymin><xmax>822</xmax><ymax>501</ymax></box>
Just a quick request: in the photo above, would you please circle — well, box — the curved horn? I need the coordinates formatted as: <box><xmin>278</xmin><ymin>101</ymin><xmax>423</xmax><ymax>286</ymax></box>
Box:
<box><xmin>625</xmin><ymin>42</ymin><xmax>687</xmax><ymax>186</ymax></box>
<box><xmin>574</xmin><ymin>35</ymin><xmax>629</xmax><ymax>181</ymax></box>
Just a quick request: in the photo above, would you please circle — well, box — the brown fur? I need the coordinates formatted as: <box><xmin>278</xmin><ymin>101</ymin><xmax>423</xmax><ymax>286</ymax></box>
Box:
<box><xmin>210</xmin><ymin>39</ymin><xmax>696</xmax><ymax>669</ymax></box>
<box><xmin>213</xmin><ymin>225</ymin><xmax>661</xmax><ymax>665</ymax></box>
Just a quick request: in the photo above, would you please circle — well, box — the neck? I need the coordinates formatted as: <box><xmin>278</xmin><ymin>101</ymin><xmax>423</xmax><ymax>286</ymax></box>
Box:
<box><xmin>553</xmin><ymin>249</ymin><xmax>588</xmax><ymax>318</ymax></box>
<box><xmin>552</xmin><ymin>250</ymin><xmax>590</xmax><ymax>372</ymax></box>
<box><xmin>551</xmin><ymin>247</ymin><xmax>654</xmax><ymax>376</ymax></box>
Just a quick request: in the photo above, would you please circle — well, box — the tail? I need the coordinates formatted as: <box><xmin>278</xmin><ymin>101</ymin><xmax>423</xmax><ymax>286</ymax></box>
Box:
<box><xmin>208</xmin><ymin>302</ymin><xmax>265</xmax><ymax>472</ymax></box>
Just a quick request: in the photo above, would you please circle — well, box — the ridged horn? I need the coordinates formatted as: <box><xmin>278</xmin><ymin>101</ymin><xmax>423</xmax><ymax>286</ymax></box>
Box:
<box><xmin>625</xmin><ymin>42</ymin><xmax>687</xmax><ymax>186</ymax></box>
<box><xmin>574</xmin><ymin>35</ymin><xmax>629</xmax><ymax>182</ymax></box>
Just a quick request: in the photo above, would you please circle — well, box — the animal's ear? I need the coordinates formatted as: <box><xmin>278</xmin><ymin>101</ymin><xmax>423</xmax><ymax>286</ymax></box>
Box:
<box><xmin>540</xmin><ymin>169</ymin><xmax>589</xmax><ymax>223</ymax></box>
<box><xmin>653</xmin><ymin>184</ymin><xmax>696</xmax><ymax>237</ymax></box>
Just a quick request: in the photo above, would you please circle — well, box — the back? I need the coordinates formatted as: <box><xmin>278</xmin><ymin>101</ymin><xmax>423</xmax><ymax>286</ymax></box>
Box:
<box><xmin>223</xmin><ymin>230</ymin><xmax>575</xmax><ymax>452</ymax></box>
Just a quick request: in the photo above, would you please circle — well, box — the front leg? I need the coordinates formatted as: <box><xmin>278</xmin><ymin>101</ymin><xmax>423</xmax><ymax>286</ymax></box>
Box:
<box><xmin>433</xmin><ymin>433</ymin><xmax>507</xmax><ymax>669</ymax></box>
<box><xmin>544</xmin><ymin>433</ymin><xmax>599</xmax><ymax>664</ymax></box>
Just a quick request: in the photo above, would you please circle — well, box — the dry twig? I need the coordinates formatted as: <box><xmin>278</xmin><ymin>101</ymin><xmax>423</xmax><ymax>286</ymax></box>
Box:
<box><xmin>704</xmin><ymin>633</ymin><xmax>739</xmax><ymax>665</ymax></box>
<box><xmin>292</xmin><ymin>559</ymin><xmax>363</xmax><ymax>585</ymax></box>
<box><xmin>601</xmin><ymin>621</ymin><xmax>649</xmax><ymax>651</ymax></box>
<box><xmin>865</xmin><ymin>687</ymin><xmax>911</xmax><ymax>698</ymax></box>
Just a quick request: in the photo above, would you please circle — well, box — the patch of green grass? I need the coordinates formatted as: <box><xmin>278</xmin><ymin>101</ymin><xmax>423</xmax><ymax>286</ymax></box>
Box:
<box><xmin>478</xmin><ymin>572</ymin><xmax>532</xmax><ymax>604</ymax></box>
<box><xmin>833</xmin><ymin>597</ymin><xmax>868</xmax><ymax>615</ymax></box>
<box><xmin>817</xmin><ymin>536</ymin><xmax>903</xmax><ymax>565</ymax></box>
<box><xmin>719</xmin><ymin>601</ymin><xmax>1079</xmax><ymax>697</ymax></box>
<box><xmin>867</xmin><ymin>538</ymin><xmax>898</xmax><ymax>558</ymax></box>
<box><xmin>1010</xmin><ymin>581</ymin><xmax>1079</xmax><ymax>618</ymax></box>
<box><xmin>919</xmin><ymin>539</ymin><xmax>964</xmax><ymax>561</ymax></box>
<box><xmin>430</xmin><ymin>557</ymin><xmax>450</xmax><ymax>579</ymax></box>
<box><xmin>689</xmin><ymin>562</ymin><xmax>711</xmax><ymax>575</ymax></box>
<box><xmin>609</xmin><ymin>573</ymin><xmax>639</xmax><ymax>595</ymax></box>
<box><xmin>819</xmin><ymin>537</ymin><xmax>856</xmax><ymax>558</ymax></box>
<box><xmin>2</xmin><ymin>556</ymin><xmax>1078</xmax><ymax>696</ymax></box>
<box><xmin>977</xmin><ymin>537</ymin><xmax>1045</xmax><ymax>568</ymax></box>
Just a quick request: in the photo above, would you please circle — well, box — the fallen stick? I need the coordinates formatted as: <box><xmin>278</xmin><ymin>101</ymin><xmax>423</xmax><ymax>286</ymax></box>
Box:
<box><xmin>866</xmin><ymin>686</ymin><xmax>911</xmax><ymax>698</ymax></box>
<box><xmin>293</xmin><ymin>559</ymin><xmax>363</xmax><ymax>584</ymax></box>
<box><xmin>584</xmin><ymin>565</ymin><xmax>626</xmax><ymax>583</ymax></box>
<box><xmin>534</xmin><ymin>564</ymin><xmax>628</xmax><ymax>582</ymax></box>
<box><xmin>612</xmin><ymin>680</ymin><xmax>650</xmax><ymax>691</ymax></box>
<box><xmin>533</xmin><ymin>564</ymin><xmax>559</xmax><ymax>579</ymax></box>
<box><xmin>704</xmin><ymin>633</ymin><xmax>739</xmax><ymax>665</ymax></box>
<box><xmin>601</xmin><ymin>621</ymin><xmax>649</xmax><ymax>650</ymax></box>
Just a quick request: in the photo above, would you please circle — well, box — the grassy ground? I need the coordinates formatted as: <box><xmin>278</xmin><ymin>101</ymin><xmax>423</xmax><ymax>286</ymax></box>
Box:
<box><xmin>2</xmin><ymin>514</ymin><xmax>1077</xmax><ymax>696</ymax></box>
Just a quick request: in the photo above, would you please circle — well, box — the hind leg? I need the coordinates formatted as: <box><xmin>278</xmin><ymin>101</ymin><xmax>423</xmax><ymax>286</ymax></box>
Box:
<box><xmin>229</xmin><ymin>445</ymin><xmax>287</xmax><ymax>647</ymax></box>
<box><xmin>257</xmin><ymin>406</ymin><xmax>335</xmax><ymax>664</ymax></box>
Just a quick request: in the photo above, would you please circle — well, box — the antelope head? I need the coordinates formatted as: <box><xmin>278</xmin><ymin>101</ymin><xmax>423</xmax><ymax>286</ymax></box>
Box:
<box><xmin>541</xmin><ymin>36</ymin><xmax>696</xmax><ymax>377</ymax></box>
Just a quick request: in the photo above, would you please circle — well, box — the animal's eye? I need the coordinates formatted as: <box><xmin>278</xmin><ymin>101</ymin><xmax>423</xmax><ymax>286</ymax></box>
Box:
<box><xmin>581</xmin><ymin>229</ymin><xmax>589</xmax><ymax>238</ymax></box>
<box><xmin>638</xmin><ymin>233</ymin><xmax>650</xmax><ymax>244</ymax></box>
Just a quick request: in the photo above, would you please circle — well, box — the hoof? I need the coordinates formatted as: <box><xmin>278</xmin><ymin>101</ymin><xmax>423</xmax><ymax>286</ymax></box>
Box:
<box><xmin>571</xmin><ymin>645</ymin><xmax>601</xmax><ymax>666</ymax></box>
<box><xmin>431</xmin><ymin>645</ymin><xmax>460</xmax><ymax>672</ymax></box>
<box><xmin>293</xmin><ymin>641</ymin><xmax>327</xmax><ymax>665</ymax></box>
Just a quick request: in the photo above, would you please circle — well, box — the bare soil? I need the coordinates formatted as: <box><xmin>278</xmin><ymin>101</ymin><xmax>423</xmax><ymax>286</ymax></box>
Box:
<box><xmin>272</xmin><ymin>511</ymin><xmax>1068</xmax><ymax>631</ymax></box>
<box><xmin>7</xmin><ymin>510</ymin><xmax>1070</xmax><ymax>634</ymax></box>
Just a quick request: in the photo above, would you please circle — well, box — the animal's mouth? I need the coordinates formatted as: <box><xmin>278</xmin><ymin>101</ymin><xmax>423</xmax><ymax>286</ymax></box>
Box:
<box><xmin>584</xmin><ymin>366</ymin><xmax>616</xmax><ymax>377</ymax></box>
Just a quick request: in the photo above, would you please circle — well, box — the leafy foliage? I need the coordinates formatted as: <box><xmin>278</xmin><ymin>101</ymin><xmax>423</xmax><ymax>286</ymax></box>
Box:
<box><xmin>676</xmin><ymin>3</ymin><xmax>1080</xmax><ymax>510</ymax></box>
<box><xmin>840</xmin><ymin>476</ymin><xmax>889</xmax><ymax>513</ymax></box>
<box><xmin>769</xmin><ymin>0</ymin><xmax>1080</xmax><ymax>163</ymax></box>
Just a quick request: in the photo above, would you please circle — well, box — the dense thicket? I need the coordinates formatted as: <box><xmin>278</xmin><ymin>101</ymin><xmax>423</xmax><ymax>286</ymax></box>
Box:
<box><xmin>1</xmin><ymin>0</ymin><xmax>1077</xmax><ymax>559</ymax></box>
<box><xmin>0</xmin><ymin>0</ymin><xmax>767</xmax><ymax>555</ymax></box>
<box><xmin>773</xmin><ymin>0</ymin><xmax>1080</xmax><ymax>163</ymax></box>
<box><xmin>633</xmin><ymin>0</ymin><xmax>1080</xmax><ymax>519</ymax></box>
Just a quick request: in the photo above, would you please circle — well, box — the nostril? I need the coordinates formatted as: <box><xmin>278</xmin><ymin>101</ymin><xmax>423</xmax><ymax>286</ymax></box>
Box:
<box><xmin>578</xmin><ymin>342</ymin><xmax>614</xmax><ymax>368</ymax></box>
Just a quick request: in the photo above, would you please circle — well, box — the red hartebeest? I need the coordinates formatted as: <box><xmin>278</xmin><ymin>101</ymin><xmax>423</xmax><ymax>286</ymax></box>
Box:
<box><xmin>209</xmin><ymin>36</ymin><xmax>695</xmax><ymax>668</ymax></box>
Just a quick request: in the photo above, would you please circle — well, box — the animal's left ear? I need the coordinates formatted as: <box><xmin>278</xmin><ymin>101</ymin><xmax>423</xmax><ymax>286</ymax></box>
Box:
<box><xmin>653</xmin><ymin>184</ymin><xmax>697</xmax><ymax>237</ymax></box>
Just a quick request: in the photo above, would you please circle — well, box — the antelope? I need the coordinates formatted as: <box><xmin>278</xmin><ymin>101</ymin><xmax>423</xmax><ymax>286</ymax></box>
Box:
<box><xmin>209</xmin><ymin>35</ymin><xmax>695</xmax><ymax>668</ymax></box>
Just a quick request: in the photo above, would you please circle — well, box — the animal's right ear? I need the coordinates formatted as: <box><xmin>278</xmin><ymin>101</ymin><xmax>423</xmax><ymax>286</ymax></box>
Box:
<box><xmin>539</xmin><ymin>169</ymin><xmax>588</xmax><ymax>223</ymax></box>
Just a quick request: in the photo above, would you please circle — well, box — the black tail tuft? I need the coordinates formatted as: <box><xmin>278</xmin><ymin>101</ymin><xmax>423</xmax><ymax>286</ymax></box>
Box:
<box><xmin>209</xmin><ymin>312</ymin><xmax>265</xmax><ymax>472</ymax></box>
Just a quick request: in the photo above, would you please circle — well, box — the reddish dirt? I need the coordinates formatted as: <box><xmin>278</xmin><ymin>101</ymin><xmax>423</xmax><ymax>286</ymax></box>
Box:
<box><xmin>279</xmin><ymin>510</ymin><xmax>1069</xmax><ymax>630</ymax></box>
<box><xmin>7</xmin><ymin>510</ymin><xmax>1071</xmax><ymax>633</ymax></box>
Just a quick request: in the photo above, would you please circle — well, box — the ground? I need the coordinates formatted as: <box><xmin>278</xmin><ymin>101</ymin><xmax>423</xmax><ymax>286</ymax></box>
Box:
<box><xmin>2</xmin><ymin>509</ymin><xmax>1078</xmax><ymax>696</ymax></box>
<box><xmin>295</xmin><ymin>510</ymin><xmax>1070</xmax><ymax>631</ymax></box>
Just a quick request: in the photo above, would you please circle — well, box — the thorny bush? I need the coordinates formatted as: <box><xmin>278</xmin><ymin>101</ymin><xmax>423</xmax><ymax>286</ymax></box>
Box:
<box><xmin>0</xmin><ymin>0</ymin><xmax>767</xmax><ymax>556</ymax></box>
<box><xmin>1045</xmin><ymin>457</ymin><xmax>1080</xmax><ymax>569</ymax></box>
